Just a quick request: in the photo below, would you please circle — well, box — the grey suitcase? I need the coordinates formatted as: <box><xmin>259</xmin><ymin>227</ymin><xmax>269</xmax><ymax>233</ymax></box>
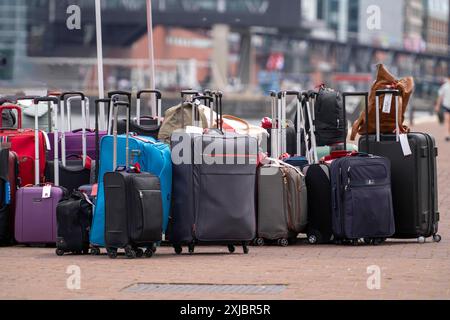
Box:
<box><xmin>358</xmin><ymin>90</ymin><xmax>441</xmax><ymax>243</ymax></box>
<box><xmin>169</xmin><ymin>92</ymin><xmax>257</xmax><ymax>254</ymax></box>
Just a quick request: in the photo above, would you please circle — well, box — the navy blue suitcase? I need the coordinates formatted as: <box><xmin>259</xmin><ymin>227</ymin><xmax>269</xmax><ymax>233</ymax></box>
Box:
<box><xmin>330</xmin><ymin>153</ymin><xmax>395</xmax><ymax>244</ymax></box>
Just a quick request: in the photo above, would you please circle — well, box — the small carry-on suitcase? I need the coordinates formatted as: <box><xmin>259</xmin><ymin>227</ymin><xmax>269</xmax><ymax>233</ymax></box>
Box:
<box><xmin>358</xmin><ymin>89</ymin><xmax>441</xmax><ymax>243</ymax></box>
<box><xmin>55</xmin><ymin>191</ymin><xmax>93</xmax><ymax>256</ymax></box>
<box><xmin>15</xmin><ymin>97</ymin><xmax>66</xmax><ymax>245</ymax></box>
<box><xmin>170</xmin><ymin>92</ymin><xmax>256</xmax><ymax>254</ymax></box>
<box><xmin>104</xmin><ymin>104</ymin><xmax>163</xmax><ymax>259</ymax></box>
<box><xmin>46</xmin><ymin>92</ymin><xmax>92</xmax><ymax>192</ymax></box>
<box><xmin>117</xmin><ymin>90</ymin><xmax>162</xmax><ymax>139</ymax></box>
<box><xmin>0</xmin><ymin>103</ymin><xmax>47</xmax><ymax>186</ymax></box>
<box><xmin>90</xmin><ymin>100</ymin><xmax>172</xmax><ymax>253</ymax></box>
<box><xmin>256</xmin><ymin>158</ymin><xmax>308</xmax><ymax>247</ymax></box>
<box><xmin>330</xmin><ymin>152</ymin><xmax>395</xmax><ymax>245</ymax></box>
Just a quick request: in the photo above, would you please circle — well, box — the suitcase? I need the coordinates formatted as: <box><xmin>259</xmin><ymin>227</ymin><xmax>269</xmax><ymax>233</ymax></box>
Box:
<box><xmin>103</xmin><ymin>103</ymin><xmax>163</xmax><ymax>259</ymax></box>
<box><xmin>358</xmin><ymin>89</ymin><xmax>441</xmax><ymax>243</ymax></box>
<box><xmin>89</xmin><ymin>101</ymin><xmax>172</xmax><ymax>252</ymax></box>
<box><xmin>0</xmin><ymin>146</ymin><xmax>11</xmax><ymax>245</ymax></box>
<box><xmin>46</xmin><ymin>92</ymin><xmax>91</xmax><ymax>192</ymax></box>
<box><xmin>256</xmin><ymin>158</ymin><xmax>308</xmax><ymax>246</ymax></box>
<box><xmin>0</xmin><ymin>103</ymin><xmax>47</xmax><ymax>186</ymax></box>
<box><xmin>14</xmin><ymin>97</ymin><xmax>66</xmax><ymax>245</ymax></box>
<box><xmin>116</xmin><ymin>90</ymin><xmax>162</xmax><ymax>139</ymax></box>
<box><xmin>55</xmin><ymin>191</ymin><xmax>93</xmax><ymax>256</ymax></box>
<box><xmin>330</xmin><ymin>152</ymin><xmax>395</xmax><ymax>244</ymax></box>
<box><xmin>169</xmin><ymin>92</ymin><xmax>256</xmax><ymax>254</ymax></box>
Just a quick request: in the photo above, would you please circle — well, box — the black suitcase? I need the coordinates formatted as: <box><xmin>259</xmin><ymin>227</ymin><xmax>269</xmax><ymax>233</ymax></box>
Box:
<box><xmin>104</xmin><ymin>101</ymin><xmax>163</xmax><ymax>259</ymax></box>
<box><xmin>0</xmin><ymin>147</ymin><xmax>11</xmax><ymax>245</ymax></box>
<box><xmin>55</xmin><ymin>191</ymin><xmax>93</xmax><ymax>255</ymax></box>
<box><xmin>169</xmin><ymin>92</ymin><xmax>256</xmax><ymax>254</ymax></box>
<box><xmin>358</xmin><ymin>89</ymin><xmax>441</xmax><ymax>243</ymax></box>
<box><xmin>116</xmin><ymin>90</ymin><xmax>162</xmax><ymax>139</ymax></box>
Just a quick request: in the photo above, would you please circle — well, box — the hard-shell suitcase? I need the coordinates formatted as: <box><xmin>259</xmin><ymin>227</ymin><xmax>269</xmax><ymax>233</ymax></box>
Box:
<box><xmin>330</xmin><ymin>153</ymin><xmax>395</xmax><ymax>244</ymax></box>
<box><xmin>170</xmin><ymin>92</ymin><xmax>256</xmax><ymax>254</ymax></box>
<box><xmin>46</xmin><ymin>92</ymin><xmax>91</xmax><ymax>192</ymax></box>
<box><xmin>358</xmin><ymin>89</ymin><xmax>441</xmax><ymax>243</ymax></box>
<box><xmin>256</xmin><ymin>158</ymin><xmax>308</xmax><ymax>246</ymax></box>
<box><xmin>14</xmin><ymin>97</ymin><xmax>66</xmax><ymax>245</ymax></box>
<box><xmin>117</xmin><ymin>90</ymin><xmax>162</xmax><ymax>139</ymax></box>
<box><xmin>89</xmin><ymin>102</ymin><xmax>172</xmax><ymax>252</ymax></box>
<box><xmin>103</xmin><ymin>101</ymin><xmax>163</xmax><ymax>259</ymax></box>
<box><xmin>55</xmin><ymin>191</ymin><xmax>93</xmax><ymax>256</ymax></box>
<box><xmin>0</xmin><ymin>103</ymin><xmax>47</xmax><ymax>186</ymax></box>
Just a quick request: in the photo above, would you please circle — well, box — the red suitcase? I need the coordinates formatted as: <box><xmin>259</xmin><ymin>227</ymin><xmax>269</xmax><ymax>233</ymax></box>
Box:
<box><xmin>0</xmin><ymin>104</ymin><xmax>47</xmax><ymax>186</ymax></box>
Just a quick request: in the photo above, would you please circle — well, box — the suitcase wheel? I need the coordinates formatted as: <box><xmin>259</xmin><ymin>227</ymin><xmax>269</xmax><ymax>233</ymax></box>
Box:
<box><xmin>82</xmin><ymin>248</ymin><xmax>89</xmax><ymax>255</ymax></box>
<box><xmin>227</xmin><ymin>245</ymin><xmax>235</xmax><ymax>254</ymax></box>
<box><xmin>243</xmin><ymin>245</ymin><xmax>249</xmax><ymax>255</ymax></box>
<box><xmin>188</xmin><ymin>244</ymin><xmax>195</xmax><ymax>255</ymax></box>
<box><xmin>144</xmin><ymin>248</ymin><xmax>154</xmax><ymax>258</ymax></box>
<box><xmin>277</xmin><ymin>239</ymin><xmax>289</xmax><ymax>247</ymax></box>
<box><xmin>254</xmin><ymin>238</ymin><xmax>265</xmax><ymax>247</ymax></box>
<box><xmin>90</xmin><ymin>247</ymin><xmax>101</xmax><ymax>256</ymax></box>
<box><xmin>308</xmin><ymin>234</ymin><xmax>318</xmax><ymax>245</ymax></box>
<box><xmin>433</xmin><ymin>234</ymin><xmax>442</xmax><ymax>243</ymax></box>
<box><xmin>174</xmin><ymin>245</ymin><xmax>183</xmax><ymax>255</ymax></box>
<box><xmin>135</xmin><ymin>248</ymin><xmax>144</xmax><ymax>258</ymax></box>
<box><xmin>417</xmin><ymin>236</ymin><xmax>426</xmax><ymax>244</ymax></box>
<box><xmin>55</xmin><ymin>248</ymin><xmax>65</xmax><ymax>256</ymax></box>
<box><xmin>107</xmin><ymin>248</ymin><xmax>118</xmax><ymax>259</ymax></box>
<box><xmin>125</xmin><ymin>247</ymin><xmax>137</xmax><ymax>259</ymax></box>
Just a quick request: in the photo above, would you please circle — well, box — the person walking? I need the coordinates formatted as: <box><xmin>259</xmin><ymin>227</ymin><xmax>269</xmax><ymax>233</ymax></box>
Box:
<box><xmin>435</xmin><ymin>76</ymin><xmax>450</xmax><ymax>142</ymax></box>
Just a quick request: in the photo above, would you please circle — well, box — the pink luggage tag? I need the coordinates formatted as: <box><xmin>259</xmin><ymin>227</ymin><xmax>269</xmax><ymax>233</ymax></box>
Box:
<box><xmin>91</xmin><ymin>184</ymin><xmax>98</xmax><ymax>197</ymax></box>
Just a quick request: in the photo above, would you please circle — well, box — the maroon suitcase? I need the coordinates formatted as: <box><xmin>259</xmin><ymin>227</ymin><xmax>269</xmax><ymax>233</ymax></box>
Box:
<box><xmin>14</xmin><ymin>97</ymin><xmax>66</xmax><ymax>245</ymax></box>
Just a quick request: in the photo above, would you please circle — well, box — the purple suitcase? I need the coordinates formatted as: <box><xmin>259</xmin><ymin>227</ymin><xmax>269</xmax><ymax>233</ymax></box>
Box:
<box><xmin>14</xmin><ymin>97</ymin><xmax>66</xmax><ymax>245</ymax></box>
<box><xmin>47</xmin><ymin>93</ymin><xmax>106</xmax><ymax>160</ymax></box>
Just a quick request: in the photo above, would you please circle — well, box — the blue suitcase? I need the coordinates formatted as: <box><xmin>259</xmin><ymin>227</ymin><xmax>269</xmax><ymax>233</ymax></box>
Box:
<box><xmin>89</xmin><ymin>134</ymin><xmax>171</xmax><ymax>249</ymax></box>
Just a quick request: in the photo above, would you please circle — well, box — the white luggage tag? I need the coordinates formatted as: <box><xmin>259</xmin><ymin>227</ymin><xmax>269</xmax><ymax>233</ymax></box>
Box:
<box><xmin>399</xmin><ymin>134</ymin><xmax>412</xmax><ymax>157</ymax></box>
<box><xmin>382</xmin><ymin>93</ymin><xmax>393</xmax><ymax>114</ymax></box>
<box><xmin>42</xmin><ymin>185</ymin><xmax>52</xmax><ymax>199</ymax></box>
<box><xmin>42</xmin><ymin>131</ymin><xmax>51</xmax><ymax>151</ymax></box>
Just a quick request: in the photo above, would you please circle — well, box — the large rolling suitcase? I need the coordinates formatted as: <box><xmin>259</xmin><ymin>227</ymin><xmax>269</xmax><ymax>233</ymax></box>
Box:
<box><xmin>89</xmin><ymin>100</ymin><xmax>172</xmax><ymax>252</ymax></box>
<box><xmin>46</xmin><ymin>92</ymin><xmax>91</xmax><ymax>192</ymax></box>
<box><xmin>358</xmin><ymin>89</ymin><xmax>441</xmax><ymax>243</ymax></box>
<box><xmin>0</xmin><ymin>146</ymin><xmax>11</xmax><ymax>245</ymax></box>
<box><xmin>14</xmin><ymin>97</ymin><xmax>66</xmax><ymax>245</ymax></box>
<box><xmin>169</xmin><ymin>92</ymin><xmax>256</xmax><ymax>254</ymax></box>
<box><xmin>116</xmin><ymin>90</ymin><xmax>162</xmax><ymax>139</ymax></box>
<box><xmin>330</xmin><ymin>152</ymin><xmax>395</xmax><ymax>244</ymax></box>
<box><xmin>0</xmin><ymin>103</ymin><xmax>47</xmax><ymax>186</ymax></box>
<box><xmin>104</xmin><ymin>101</ymin><xmax>163</xmax><ymax>259</ymax></box>
<box><xmin>55</xmin><ymin>191</ymin><xmax>93</xmax><ymax>256</ymax></box>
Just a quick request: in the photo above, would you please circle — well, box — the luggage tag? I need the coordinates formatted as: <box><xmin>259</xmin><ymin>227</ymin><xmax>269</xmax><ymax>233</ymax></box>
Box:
<box><xmin>42</xmin><ymin>185</ymin><xmax>52</xmax><ymax>199</ymax></box>
<box><xmin>91</xmin><ymin>184</ymin><xmax>98</xmax><ymax>197</ymax></box>
<box><xmin>4</xmin><ymin>182</ymin><xmax>11</xmax><ymax>205</ymax></box>
<box><xmin>399</xmin><ymin>134</ymin><xmax>412</xmax><ymax>157</ymax></box>
<box><xmin>382</xmin><ymin>94</ymin><xmax>393</xmax><ymax>114</ymax></box>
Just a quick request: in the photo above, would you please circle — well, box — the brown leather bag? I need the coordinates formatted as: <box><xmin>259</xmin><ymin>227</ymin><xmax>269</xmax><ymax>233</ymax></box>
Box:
<box><xmin>350</xmin><ymin>64</ymin><xmax>414</xmax><ymax>140</ymax></box>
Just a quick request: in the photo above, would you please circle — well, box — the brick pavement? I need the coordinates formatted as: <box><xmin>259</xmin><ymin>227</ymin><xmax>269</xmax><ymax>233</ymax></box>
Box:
<box><xmin>0</xmin><ymin>120</ymin><xmax>449</xmax><ymax>300</ymax></box>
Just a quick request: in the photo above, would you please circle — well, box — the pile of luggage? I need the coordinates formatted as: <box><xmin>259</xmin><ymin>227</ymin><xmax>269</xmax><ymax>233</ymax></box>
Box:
<box><xmin>0</xmin><ymin>64</ymin><xmax>441</xmax><ymax>260</ymax></box>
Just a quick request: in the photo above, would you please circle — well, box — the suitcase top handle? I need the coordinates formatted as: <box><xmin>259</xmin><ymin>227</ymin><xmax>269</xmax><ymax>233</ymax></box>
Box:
<box><xmin>112</xmin><ymin>101</ymin><xmax>131</xmax><ymax>170</ymax></box>
<box><xmin>60</xmin><ymin>92</ymin><xmax>85</xmax><ymax>101</ymax></box>
<box><xmin>136</xmin><ymin>89</ymin><xmax>162</xmax><ymax>125</ymax></box>
<box><xmin>33</xmin><ymin>97</ymin><xmax>59</xmax><ymax>186</ymax></box>
<box><xmin>375</xmin><ymin>89</ymin><xmax>400</xmax><ymax>97</ymax></box>
<box><xmin>107</xmin><ymin>91</ymin><xmax>132</xmax><ymax>102</ymax></box>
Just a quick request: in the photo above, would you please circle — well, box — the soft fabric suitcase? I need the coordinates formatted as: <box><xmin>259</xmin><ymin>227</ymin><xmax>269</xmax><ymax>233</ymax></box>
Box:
<box><xmin>55</xmin><ymin>191</ymin><xmax>93</xmax><ymax>255</ymax></box>
<box><xmin>358</xmin><ymin>89</ymin><xmax>441</xmax><ymax>243</ymax></box>
<box><xmin>0</xmin><ymin>146</ymin><xmax>11</xmax><ymax>245</ymax></box>
<box><xmin>0</xmin><ymin>104</ymin><xmax>47</xmax><ymax>186</ymax></box>
<box><xmin>169</xmin><ymin>92</ymin><xmax>256</xmax><ymax>254</ymax></box>
<box><xmin>330</xmin><ymin>153</ymin><xmax>395</xmax><ymax>244</ymax></box>
<box><xmin>89</xmin><ymin>103</ymin><xmax>172</xmax><ymax>252</ymax></box>
<box><xmin>14</xmin><ymin>97</ymin><xmax>66</xmax><ymax>245</ymax></box>
<box><xmin>116</xmin><ymin>90</ymin><xmax>162</xmax><ymax>139</ymax></box>
<box><xmin>256</xmin><ymin>158</ymin><xmax>307</xmax><ymax>246</ymax></box>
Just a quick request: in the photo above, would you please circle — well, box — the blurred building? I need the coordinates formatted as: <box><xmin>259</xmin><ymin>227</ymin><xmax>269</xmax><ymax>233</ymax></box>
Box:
<box><xmin>424</xmin><ymin>0</ymin><xmax>450</xmax><ymax>54</ymax></box>
<box><xmin>404</xmin><ymin>0</ymin><xmax>426</xmax><ymax>52</ymax></box>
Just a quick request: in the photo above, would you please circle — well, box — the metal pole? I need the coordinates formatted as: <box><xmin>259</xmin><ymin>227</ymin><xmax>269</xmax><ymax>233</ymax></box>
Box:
<box><xmin>95</xmin><ymin>0</ymin><xmax>106</xmax><ymax>130</ymax></box>
<box><xmin>146</xmin><ymin>0</ymin><xmax>157</xmax><ymax>117</ymax></box>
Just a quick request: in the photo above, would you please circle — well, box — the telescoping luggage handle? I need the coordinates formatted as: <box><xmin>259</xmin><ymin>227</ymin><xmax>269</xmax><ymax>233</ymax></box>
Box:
<box><xmin>301</xmin><ymin>92</ymin><xmax>319</xmax><ymax>164</ymax></box>
<box><xmin>112</xmin><ymin>101</ymin><xmax>131</xmax><ymax>171</ymax></box>
<box><xmin>180</xmin><ymin>90</ymin><xmax>200</xmax><ymax>129</ymax></box>
<box><xmin>66</xmin><ymin>96</ymin><xmax>91</xmax><ymax>131</ymax></box>
<box><xmin>342</xmin><ymin>92</ymin><xmax>369</xmax><ymax>153</ymax></box>
<box><xmin>107</xmin><ymin>91</ymin><xmax>132</xmax><ymax>135</ymax></box>
<box><xmin>95</xmin><ymin>98</ymin><xmax>111</xmax><ymax>183</ymax></box>
<box><xmin>60</xmin><ymin>92</ymin><xmax>88</xmax><ymax>168</ymax></box>
<box><xmin>136</xmin><ymin>89</ymin><xmax>162</xmax><ymax>126</ymax></box>
<box><xmin>375</xmin><ymin>89</ymin><xmax>401</xmax><ymax>143</ymax></box>
<box><xmin>0</xmin><ymin>104</ymin><xmax>22</xmax><ymax>130</ymax></box>
<box><xmin>34</xmin><ymin>97</ymin><xmax>59</xmax><ymax>186</ymax></box>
